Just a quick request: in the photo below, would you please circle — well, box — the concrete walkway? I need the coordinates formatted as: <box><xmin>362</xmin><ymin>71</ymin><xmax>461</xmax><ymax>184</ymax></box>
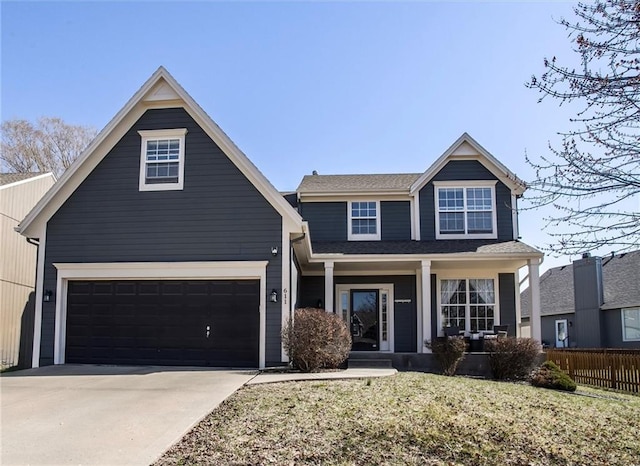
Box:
<box><xmin>247</xmin><ymin>367</ymin><xmax>397</xmax><ymax>385</ymax></box>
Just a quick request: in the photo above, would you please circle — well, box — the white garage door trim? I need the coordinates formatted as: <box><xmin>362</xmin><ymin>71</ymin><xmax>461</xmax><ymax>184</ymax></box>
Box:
<box><xmin>53</xmin><ymin>261</ymin><xmax>268</xmax><ymax>368</ymax></box>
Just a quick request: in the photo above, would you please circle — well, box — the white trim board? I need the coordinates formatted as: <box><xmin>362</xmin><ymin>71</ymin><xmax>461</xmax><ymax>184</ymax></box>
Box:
<box><xmin>52</xmin><ymin>261</ymin><xmax>269</xmax><ymax>369</ymax></box>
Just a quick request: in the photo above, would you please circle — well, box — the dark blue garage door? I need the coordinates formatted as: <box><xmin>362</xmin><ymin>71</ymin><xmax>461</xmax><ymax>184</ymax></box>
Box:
<box><xmin>65</xmin><ymin>280</ymin><xmax>259</xmax><ymax>367</ymax></box>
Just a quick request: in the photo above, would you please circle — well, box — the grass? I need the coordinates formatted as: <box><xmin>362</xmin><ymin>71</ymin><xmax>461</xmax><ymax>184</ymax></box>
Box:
<box><xmin>155</xmin><ymin>372</ymin><xmax>640</xmax><ymax>465</ymax></box>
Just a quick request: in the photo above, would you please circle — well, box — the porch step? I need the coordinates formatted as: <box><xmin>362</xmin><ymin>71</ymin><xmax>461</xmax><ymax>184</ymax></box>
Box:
<box><xmin>348</xmin><ymin>358</ymin><xmax>394</xmax><ymax>369</ymax></box>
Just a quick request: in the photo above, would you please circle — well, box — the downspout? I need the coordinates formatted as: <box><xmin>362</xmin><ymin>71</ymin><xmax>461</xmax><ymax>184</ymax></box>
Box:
<box><xmin>289</xmin><ymin>234</ymin><xmax>306</xmax><ymax>322</ymax></box>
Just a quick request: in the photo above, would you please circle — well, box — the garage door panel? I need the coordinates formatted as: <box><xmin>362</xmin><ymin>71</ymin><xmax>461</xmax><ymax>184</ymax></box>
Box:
<box><xmin>66</xmin><ymin>279</ymin><xmax>259</xmax><ymax>367</ymax></box>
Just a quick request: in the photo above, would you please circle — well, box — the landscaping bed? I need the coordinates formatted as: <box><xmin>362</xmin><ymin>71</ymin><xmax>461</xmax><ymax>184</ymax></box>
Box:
<box><xmin>155</xmin><ymin>372</ymin><xmax>640</xmax><ymax>465</ymax></box>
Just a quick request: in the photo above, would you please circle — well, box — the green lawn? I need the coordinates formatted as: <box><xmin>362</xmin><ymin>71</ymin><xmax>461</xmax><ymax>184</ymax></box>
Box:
<box><xmin>155</xmin><ymin>372</ymin><xmax>640</xmax><ymax>465</ymax></box>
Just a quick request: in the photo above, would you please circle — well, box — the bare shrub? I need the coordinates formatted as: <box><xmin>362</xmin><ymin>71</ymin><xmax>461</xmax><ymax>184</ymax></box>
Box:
<box><xmin>425</xmin><ymin>336</ymin><xmax>467</xmax><ymax>376</ymax></box>
<box><xmin>282</xmin><ymin>308</ymin><xmax>351</xmax><ymax>372</ymax></box>
<box><xmin>485</xmin><ymin>337</ymin><xmax>541</xmax><ymax>380</ymax></box>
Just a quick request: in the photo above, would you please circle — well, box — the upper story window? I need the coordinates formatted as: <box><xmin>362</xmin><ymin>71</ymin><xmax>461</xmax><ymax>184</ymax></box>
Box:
<box><xmin>138</xmin><ymin>128</ymin><xmax>187</xmax><ymax>191</ymax></box>
<box><xmin>348</xmin><ymin>201</ymin><xmax>380</xmax><ymax>241</ymax></box>
<box><xmin>434</xmin><ymin>181</ymin><xmax>497</xmax><ymax>239</ymax></box>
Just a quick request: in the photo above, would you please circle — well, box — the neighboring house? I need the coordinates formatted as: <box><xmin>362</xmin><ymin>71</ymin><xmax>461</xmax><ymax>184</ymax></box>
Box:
<box><xmin>521</xmin><ymin>251</ymin><xmax>640</xmax><ymax>349</ymax></box>
<box><xmin>1</xmin><ymin>172</ymin><xmax>56</xmax><ymax>368</ymax></box>
<box><xmin>17</xmin><ymin>67</ymin><xmax>543</xmax><ymax>369</ymax></box>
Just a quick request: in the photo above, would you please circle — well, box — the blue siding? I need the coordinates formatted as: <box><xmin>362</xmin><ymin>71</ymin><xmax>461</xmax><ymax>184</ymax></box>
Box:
<box><xmin>419</xmin><ymin>160</ymin><xmax>514</xmax><ymax>241</ymax></box>
<box><xmin>41</xmin><ymin>108</ymin><xmax>284</xmax><ymax>366</ymax></box>
<box><xmin>299</xmin><ymin>202</ymin><xmax>347</xmax><ymax>241</ymax></box>
<box><xmin>300</xmin><ymin>200</ymin><xmax>410</xmax><ymax>242</ymax></box>
<box><xmin>381</xmin><ymin>201</ymin><xmax>411</xmax><ymax>241</ymax></box>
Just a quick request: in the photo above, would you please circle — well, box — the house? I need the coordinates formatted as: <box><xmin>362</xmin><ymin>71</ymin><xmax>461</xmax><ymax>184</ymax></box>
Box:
<box><xmin>1</xmin><ymin>172</ymin><xmax>56</xmax><ymax>368</ymax></box>
<box><xmin>521</xmin><ymin>251</ymin><xmax>640</xmax><ymax>349</ymax></box>
<box><xmin>17</xmin><ymin>67</ymin><xmax>543</xmax><ymax>369</ymax></box>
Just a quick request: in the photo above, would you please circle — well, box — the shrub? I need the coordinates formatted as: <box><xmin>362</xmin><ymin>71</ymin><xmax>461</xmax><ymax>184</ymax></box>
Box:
<box><xmin>531</xmin><ymin>360</ymin><xmax>577</xmax><ymax>392</ymax></box>
<box><xmin>484</xmin><ymin>337</ymin><xmax>541</xmax><ymax>380</ymax></box>
<box><xmin>282</xmin><ymin>308</ymin><xmax>351</xmax><ymax>372</ymax></box>
<box><xmin>425</xmin><ymin>336</ymin><xmax>467</xmax><ymax>376</ymax></box>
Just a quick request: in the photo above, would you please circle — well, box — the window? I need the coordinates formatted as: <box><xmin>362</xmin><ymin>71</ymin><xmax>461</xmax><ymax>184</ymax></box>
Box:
<box><xmin>435</xmin><ymin>183</ymin><xmax>497</xmax><ymax>238</ymax></box>
<box><xmin>138</xmin><ymin>128</ymin><xmax>187</xmax><ymax>191</ymax></box>
<box><xmin>622</xmin><ymin>308</ymin><xmax>640</xmax><ymax>342</ymax></box>
<box><xmin>440</xmin><ymin>278</ymin><xmax>496</xmax><ymax>334</ymax></box>
<box><xmin>348</xmin><ymin>201</ymin><xmax>380</xmax><ymax>240</ymax></box>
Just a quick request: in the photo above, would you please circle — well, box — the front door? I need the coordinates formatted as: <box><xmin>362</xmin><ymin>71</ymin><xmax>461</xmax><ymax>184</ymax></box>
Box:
<box><xmin>350</xmin><ymin>290</ymin><xmax>379</xmax><ymax>351</ymax></box>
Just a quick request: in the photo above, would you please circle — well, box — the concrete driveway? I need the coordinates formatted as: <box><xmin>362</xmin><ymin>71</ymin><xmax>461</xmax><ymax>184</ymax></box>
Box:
<box><xmin>1</xmin><ymin>365</ymin><xmax>256</xmax><ymax>465</ymax></box>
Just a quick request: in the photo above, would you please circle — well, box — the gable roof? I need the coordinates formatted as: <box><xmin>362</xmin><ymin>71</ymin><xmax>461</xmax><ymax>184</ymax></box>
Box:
<box><xmin>297</xmin><ymin>173</ymin><xmax>421</xmax><ymax>194</ymax></box>
<box><xmin>521</xmin><ymin>250</ymin><xmax>640</xmax><ymax>317</ymax></box>
<box><xmin>409</xmin><ymin>133</ymin><xmax>526</xmax><ymax>195</ymax></box>
<box><xmin>0</xmin><ymin>172</ymin><xmax>53</xmax><ymax>188</ymax></box>
<box><xmin>295</xmin><ymin>133</ymin><xmax>526</xmax><ymax>198</ymax></box>
<box><xmin>17</xmin><ymin>67</ymin><xmax>303</xmax><ymax>238</ymax></box>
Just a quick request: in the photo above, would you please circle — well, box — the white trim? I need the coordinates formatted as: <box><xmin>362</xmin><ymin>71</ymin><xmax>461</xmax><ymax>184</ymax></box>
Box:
<box><xmin>299</xmin><ymin>193</ymin><xmax>411</xmax><ymax>202</ymax></box>
<box><xmin>0</xmin><ymin>172</ymin><xmax>56</xmax><ymax>191</ymax></box>
<box><xmin>555</xmin><ymin>319</ymin><xmax>569</xmax><ymax>347</ymax></box>
<box><xmin>17</xmin><ymin>67</ymin><xmax>303</xmax><ymax>238</ymax></box>
<box><xmin>416</xmin><ymin>266</ymin><xmax>423</xmax><ymax>352</ymax></box>
<box><xmin>411</xmin><ymin>194</ymin><xmax>421</xmax><ymax>241</ymax></box>
<box><xmin>528</xmin><ymin>259</ymin><xmax>542</xmax><ymax>342</ymax></box>
<box><xmin>31</xmin><ymin>225</ymin><xmax>47</xmax><ymax>368</ymax></box>
<box><xmin>347</xmin><ymin>200</ymin><xmax>381</xmax><ymax>241</ymax></box>
<box><xmin>621</xmin><ymin>307</ymin><xmax>640</xmax><ymax>342</ymax></box>
<box><xmin>436</xmin><ymin>272</ymin><xmax>500</xmax><ymax>337</ymax></box>
<box><xmin>324</xmin><ymin>261</ymin><xmax>334</xmax><ymax>313</ymax></box>
<box><xmin>409</xmin><ymin>132</ymin><xmax>526</xmax><ymax>196</ymax></box>
<box><xmin>281</xmin><ymin>223</ymin><xmax>292</xmax><ymax>362</ymax></box>
<box><xmin>335</xmin><ymin>283</ymin><xmax>395</xmax><ymax>352</ymax></box>
<box><xmin>51</xmin><ymin>261</ymin><xmax>269</xmax><ymax>368</ymax></box>
<box><xmin>434</xmin><ymin>182</ymin><xmax>498</xmax><ymax>240</ymax></box>
<box><xmin>138</xmin><ymin>128</ymin><xmax>187</xmax><ymax>192</ymax></box>
<box><xmin>420</xmin><ymin>260</ymin><xmax>431</xmax><ymax>352</ymax></box>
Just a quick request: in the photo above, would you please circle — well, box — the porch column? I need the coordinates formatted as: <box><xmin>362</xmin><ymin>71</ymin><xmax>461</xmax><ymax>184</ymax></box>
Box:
<box><xmin>528</xmin><ymin>259</ymin><xmax>541</xmax><ymax>342</ymax></box>
<box><xmin>421</xmin><ymin>260</ymin><xmax>431</xmax><ymax>353</ymax></box>
<box><xmin>324</xmin><ymin>261</ymin><xmax>334</xmax><ymax>313</ymax></box>
<box><xmin>416</xmin><ymin>266</ymin><xmax>423</xmax><ymax>352</ymax></box>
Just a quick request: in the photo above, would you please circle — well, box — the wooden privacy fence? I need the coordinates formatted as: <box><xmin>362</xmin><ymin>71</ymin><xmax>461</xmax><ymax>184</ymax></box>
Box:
<box><xmin>546</xmin><ymin>349</ymin><xmax>640</xmax><ymax>394</ymax></box>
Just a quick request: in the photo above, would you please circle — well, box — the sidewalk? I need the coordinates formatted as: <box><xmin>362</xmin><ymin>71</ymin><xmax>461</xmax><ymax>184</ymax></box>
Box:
<box><xmin>246</xmin><ymin>367</ymin><xmax>397</xmax><ymax>385</ymax></box>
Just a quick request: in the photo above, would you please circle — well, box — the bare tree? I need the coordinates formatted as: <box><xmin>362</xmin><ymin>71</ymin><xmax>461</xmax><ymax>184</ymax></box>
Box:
<box><xmin>526</xmin><ymin>0</ymin><xmax>640</xmax><ymax>255</ymax></box>
<box><xmin>1</xmin><ymin>117</ymin><xmax>97</xmax><ymax>178</ymax></box>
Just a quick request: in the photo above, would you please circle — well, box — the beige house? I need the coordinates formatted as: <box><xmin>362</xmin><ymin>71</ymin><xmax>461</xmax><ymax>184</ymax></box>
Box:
<box><xmin>1</xmin><ymin>172</ymin><xmax>55</xmax><ymax>368</ymax></box>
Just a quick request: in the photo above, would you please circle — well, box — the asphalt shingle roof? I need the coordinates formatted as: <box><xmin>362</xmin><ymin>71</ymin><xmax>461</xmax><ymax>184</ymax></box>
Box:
<box><xmin>521</xmin><ymin>250</ymin><xmax>640</xmax><ymax>317</ymax></box>
<box><xmin>297</xmin><ymin>173</ymin><xmax>422</xmax><ymax>193</ymax></box>
<box><xmin>312</xmin><ymin>239</ymin><xmax>541</xmax><ymax>255</ymax></box>
<box><xmin>0</xmin><ymin>172</ymin><xmax>44</xmax><ymax>186</ymax></box>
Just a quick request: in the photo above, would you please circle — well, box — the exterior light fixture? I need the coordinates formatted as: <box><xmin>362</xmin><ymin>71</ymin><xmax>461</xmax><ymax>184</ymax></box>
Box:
<box><xmin>44</xmin><ymin>290</ymin><xmax>53</xmax><ymax>303</ymax></box>
<box><xmin>271</xmin><ymin>246</ymin><xmax>278</xmax><ymax>256</ymax></box>
<box><xmin>270</xmin><ymin>289</ymin><xmax>278</xmax><ymax>303</ymax></box>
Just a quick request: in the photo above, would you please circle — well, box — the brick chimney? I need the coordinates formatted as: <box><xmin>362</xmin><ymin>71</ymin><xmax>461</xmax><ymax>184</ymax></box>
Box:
<box><xmin>572</xmin><ymin>252</ymin><xmax>604</xmax><ymax>347</ymax></box>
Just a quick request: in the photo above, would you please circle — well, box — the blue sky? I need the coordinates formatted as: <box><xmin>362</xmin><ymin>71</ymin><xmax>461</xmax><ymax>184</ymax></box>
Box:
<box><xmin>2</xmin><ymin>1</ymin><xmax>607</xmax><ymax>272</ymax></box>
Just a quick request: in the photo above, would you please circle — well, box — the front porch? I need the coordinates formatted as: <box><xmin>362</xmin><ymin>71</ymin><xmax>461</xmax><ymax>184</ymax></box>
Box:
<box><xmin>347</xmin><ymin>351</ymin><xmax>493</xmax><ymax>377</ymax></box>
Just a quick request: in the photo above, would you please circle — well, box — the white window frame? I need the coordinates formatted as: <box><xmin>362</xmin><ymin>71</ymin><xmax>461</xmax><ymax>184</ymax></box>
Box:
<box><xmin>348</xmin><ymin>200</ymin><xmax>381</xmax><ymax>241</ymax></box>
<box><xmin>434</xmin><ymin>181</ymin><xmax>497</xmax><ymax>239</ymax></box>
<box><xmin>138</xmin><ymin>128</ymin><xmax>187</xmax><ymax>191</ymax></box>
<box><xmin>555</xmin><ymin>319</ymin><xmax>569</xmax><ymax>348</ymax></box>
<box><xmin>622</xmin><ymin>307</ymin><xmax>640</xmax><ymax>342</ymax></box>
<box><xmin>436</xmin><ymin>274</ymin><xmax>499</xmax><ymax>336</ymax></box>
